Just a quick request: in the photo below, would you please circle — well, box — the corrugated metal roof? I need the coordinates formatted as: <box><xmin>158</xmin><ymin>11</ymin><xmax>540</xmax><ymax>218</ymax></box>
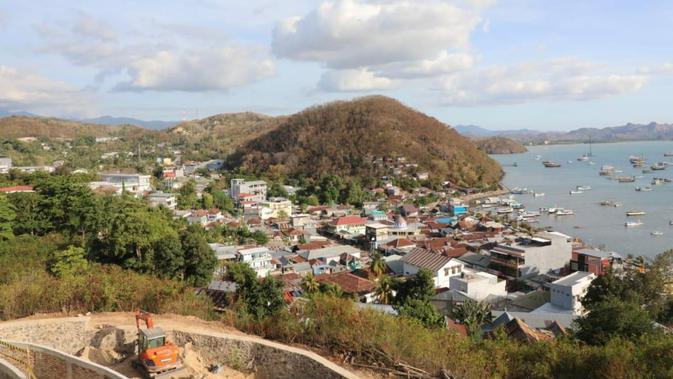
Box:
<box><xmin>402</xmin><ymin>247</ymin><xmax>451</xmax><ymax>272</ymax></box>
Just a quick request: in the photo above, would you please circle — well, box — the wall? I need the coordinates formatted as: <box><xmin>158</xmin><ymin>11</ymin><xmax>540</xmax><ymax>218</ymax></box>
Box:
<box><xmin>0</xmin><ymin>357</ymin><xmax>26</xmax><ymax>379</ymax></box>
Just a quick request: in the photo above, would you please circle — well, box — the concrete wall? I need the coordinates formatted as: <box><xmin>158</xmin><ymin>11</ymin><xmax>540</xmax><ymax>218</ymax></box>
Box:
<box><xmin>0</xmin><ymin>357</ymin><xmax>27</xmax><ymax>379</ymax></box>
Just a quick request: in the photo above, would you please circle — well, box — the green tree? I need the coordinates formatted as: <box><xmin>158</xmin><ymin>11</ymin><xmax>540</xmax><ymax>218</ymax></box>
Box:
<box><xmin>226</xmin><ymin>262</ymin><xmax>285</xmax><ymax>320</ymax></box>
<box><xmin>201</xmin><ymin>192</ymin><xmax>214</xmax><ymax>209</ymax></box>
<box><xmin>394</xmin><ymin>268</ymin><xmax>436</xmax><ymax>305</ymax></box>
<box><xmin>48</xmin><ymin>246</ymin><xmax>88</xmax><ymax>278</ymax></box>
<box><xmin>301</xmin><ymin>274</ymin><xmax>320</xmax><ymax>295</ymax></box>
<box><xmin>374</xmin><ymin>275</ymin><xmax>394</xmax><ymax>305</ymax></box>
<box><xmin>0</xmin><ymin>194</ymin><xmax>16</xmax><ymax>240</ymax></box>
<box><xmin>177</xmin><ymin>180</ymin><xmax>198</xmax><ymax>209</ymax></box>
<box><xmin>8</xmin><ymin>192</ymin><xmax>50</xmax><ymax>236</ymax></box>
<box><xmin>268</xmin><ymin>182</ymin><xmax>288</xmax><ymax>198</ymax></box>
<box><xmin>397</xmin><ymin>299</ymin><xmax>444</xmax><ymax>328</ymax></box>
<box><xmin>345</xmin><ymin>180</ymin><xmax>364</xmax><ymax>207</ymax></box>
<box><xmin>369</xmin><ymin>251</ymin><xmax>386</xmax><ymax>278</ymax></box>
<box><xmin>452</xmin><ymin>300</ymin><xmax>493</xmax><ymax>337</ymax></box>
<box><xmin>251</xmin><ymin>230</ymin><xmax>269</xmax><ymax>245</ymax></box>
<box><xmin>180</xmin><ymin>225</ymin><xmax>217</xmax><ymax>287</ymax></box>
<box><xmin>153</xmin><ymin>234</ymin><xmax>185</xmax><ymax>280</ymax></box>
<box><xmin>575</xmin><ymin>297</ymin><xmax>655</xmax><ymax>345</ymax></box>
<box><xmin>306</xmin><ymin>195</ymin><xmax>319</xmax><ymax>206</ymax></box>
<box><xmin>318</xmin><ymin>175</ymin><xmax>343</xmax><ymax>204</ymax></box>
<box><xmin>319</xmin><ymin>282</ymin><xmax>344</xmax><ymax>298</ymax></box>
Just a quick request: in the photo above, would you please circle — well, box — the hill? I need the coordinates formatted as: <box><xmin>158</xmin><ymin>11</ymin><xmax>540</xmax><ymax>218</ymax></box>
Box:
<box><xmin>0</xmin><ymin>115</ymin><xmax>136</xmax><ymax>139</ymax></box>
<box><xmin>473</xmin><ymin>137</ymin><xmax>528</xmax><ymax>154</ymax></box>
<box><xmin>84</xmin><ymin>116</ymin><xmax>178</xmax><ymax>130</ymax></box>
<box><xmin>230</xmin><ymin>96</ymin><xmax>503</xmax><ymax>188</ymax></box>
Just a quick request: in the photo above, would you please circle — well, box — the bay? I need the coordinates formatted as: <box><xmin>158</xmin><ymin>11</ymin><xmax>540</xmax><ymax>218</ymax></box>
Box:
<box><xmin>491</xmin><ymin>141</ymin><xmax>673</xmax><ymax>259</ymax></box>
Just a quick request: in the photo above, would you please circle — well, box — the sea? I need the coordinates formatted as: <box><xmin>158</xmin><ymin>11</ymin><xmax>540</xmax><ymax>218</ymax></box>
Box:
<box><xmin>491</xmin><ymin>141</ymin><xmax>673</xmax><ymax>260</ymax></box>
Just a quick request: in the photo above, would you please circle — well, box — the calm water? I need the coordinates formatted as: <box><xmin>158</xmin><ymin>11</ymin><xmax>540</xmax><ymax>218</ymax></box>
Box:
<box><xmin>492</xmin><ymin>141</ymin><xmax>673</xmax><ymax>259</ymax></box>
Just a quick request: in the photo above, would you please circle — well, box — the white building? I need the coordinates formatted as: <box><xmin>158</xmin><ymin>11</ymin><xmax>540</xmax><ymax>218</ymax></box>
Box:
<box><xmin>258</xmin><ymin>198</ymin><xmax>293</xmax><ymax>220</ymax></box>
<box><xmin>0</xmin><ymin>156</ymin><xmax>12</xmax><ymax>173</ymax></box>
<box><xmin>401</xmin><ymin>248</ymin><xmax>465</xmax><ymax>288</ymax></box>
<box><xmin>147</xmin><ymin>191</ymin><xmax>177</xmax><ymax>210</ymax></box>
<box><xmin>548</xmin><ymin>271</ymin><xmax>596</xmax><ymax>314</ymax></box>
<box><xmin>237</xmin><ymin>247</ymin><xmax>274</xmax><ymax>277</ymax></box>
<box><xmin>230</xmin><ymin>179</ymin><xmax>267</xmax><ymax>203</ymax></box>
<box><xmin>91</xmin><ymin>173</ymin><xmax>152</xmax><ymax>195</ymax></box>
<box><xmin>450</xmin><ymin>267</ymin><xmax>507</xmax><ymax>302</ymax></box>
<box><xmin>489</xmin><ymin>231</ymin><xmax>572</xmax><ymax>278</ymax></box>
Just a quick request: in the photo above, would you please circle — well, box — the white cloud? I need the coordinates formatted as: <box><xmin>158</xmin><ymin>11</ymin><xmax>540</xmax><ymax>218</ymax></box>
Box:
<box><xmin>440</xmin><ymin>59</ymin><xmax>647</xmax><ymax>106</ymax></box>
<box><xmin>272</xmin><ymin>0</ymin><xmax>483</xmax><ymax>69</ymax></box>
<box><xmin>374</xmin><ymin>52</ymin><xmax>475</xmax><ymax>79</ymax></box>
<box><xmin>37</xmin><ymin>13</ymin><xmax>276</xmax><ymax>92</ymax></box>
<box><xmin>117</xmin><ymin>47</ymin><xmax>275</xmax><ymax>92</ymax></box>
<box><xmin>319</xmin><ymin>68</ymin><xmax>394</xmax><ymax>92</ymax></box>
<box><xmin>0</xmin><ymin>65</ymin><xmax>93</xmax><ymax>115</ymax></box>
<box><xmin>639</xmin><ymin>63</ymin><xmax>673</xmax><ymax>76</ymax></box>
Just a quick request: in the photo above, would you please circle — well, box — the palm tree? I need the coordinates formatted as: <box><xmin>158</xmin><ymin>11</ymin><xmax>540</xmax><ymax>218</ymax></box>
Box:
<box><xmin>301</xmin><ymin>274</ymin><xmax>319</xmax><ymax>295</ymax></box>
<box><xmin>370</xmin><ymin>251</ymin><xmax>386</xmax><ymax>278</ymax></box>
<box><xmin>374</xmin><ymin>275</ymin><xmax>394</xmax><ymax>305</ymax></box>
<box><xmin>452</xmin><ymin>300</ymin><xmax>493</xmax><ymax>337</ymax></box>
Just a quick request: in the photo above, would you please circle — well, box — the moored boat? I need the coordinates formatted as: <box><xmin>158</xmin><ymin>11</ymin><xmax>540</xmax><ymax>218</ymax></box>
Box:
<box><xmin>625</xmin><ymin>220</ymin><xmax>643</xmax><ymax>227</ymax></box>
<box><xmin>533</xmin><ymin>192</ymin><xmax>545</xmax><ymax>197</ymax></box>
<box><xmin>626</xmin><ymin>210</ymin><xmax>646</xmax><ymax>216</ymax></box>
<box><xmin>576</xmin><ymin>185</ymin><xmax>592</xmax><ymax>191</ymax></box>
<box><xmin>569</xmin><ymin>190</ymin><xmax>584</xmax><ymax>195</ymax></box>
<box><xmin>542</xmin><ymin>161</ymin><xmax>561</xmax><ymax>168</ymax></box>
<box><xmin>651</xmin><ymin>231</ymin><xmax>664</xmax><ymax>236</ymax></box>
<box><xmin>651</xmin><ymin>162</ymin><xmax>667</xmax><ymax>170</ymax></box>
<box><xmin>617</xmin><ymin>176</ymin><xmax>636</xmax><ymax>183</ymax></box>
<box><xmin>635</xmin><ymin>186</ymin><xmax>653</xmax><ymax>192</ymax></box>
<box><xmin>555</xmin><ymin>209</ymin><xmax>574</xmax><ymax>216</ymax></box>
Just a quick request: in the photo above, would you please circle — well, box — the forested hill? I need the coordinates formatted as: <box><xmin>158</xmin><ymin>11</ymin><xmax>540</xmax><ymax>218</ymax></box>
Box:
<box><xmin>229</xmin><ymin>96</ymin><xmax>503</xmax><ymax>188</ymax></box>
<box><xmin>0</xmin><ymin>116</ymin><xmax>144</xmax><ymax>139</ymax></box>
<box><xmin>473</xmin><ymin>137</ymin><xmax>528</xmax><ymax>154</ymax></box>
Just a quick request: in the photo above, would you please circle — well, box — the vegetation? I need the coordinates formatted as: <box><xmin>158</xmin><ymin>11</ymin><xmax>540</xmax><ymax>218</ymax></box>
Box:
<box><xmin>473</xmin><ymin>136</ymin><xmax>528</xmax><ymax>154</ymax></box>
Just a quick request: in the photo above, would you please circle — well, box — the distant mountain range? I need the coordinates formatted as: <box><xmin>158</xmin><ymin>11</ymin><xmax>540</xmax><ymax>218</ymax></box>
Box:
<box><xmin>83</xmin><ymin>116</ymin><xmax>179</xmax><ymax>130</ymax></box>
<box><xmin>454</xmin><ymin>122</ymin><xmax>673</xmax><ymax>144</ymax></box>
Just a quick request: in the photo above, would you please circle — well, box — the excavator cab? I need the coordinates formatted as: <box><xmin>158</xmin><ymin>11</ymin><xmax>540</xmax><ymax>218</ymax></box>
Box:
<box><xmin>133</xmin><ymin>311</ymin><xmax>185</xmax><ymax>378</ymax></box>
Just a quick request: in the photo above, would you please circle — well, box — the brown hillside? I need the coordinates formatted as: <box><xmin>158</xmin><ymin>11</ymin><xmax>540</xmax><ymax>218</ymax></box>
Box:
<box><xmin>473</xmin><ymin>136</ymin><xmax>528</xmax><ymax>154</ymax></box>
<box><xmin>0</xmin><ymin>116</ymin><xmax>142</xmax><ymax>139</ymax></box>
<box><xmin>231</xmin><ymin>96</ymin><xmax>503</xmax><ymax>188</ymax></box>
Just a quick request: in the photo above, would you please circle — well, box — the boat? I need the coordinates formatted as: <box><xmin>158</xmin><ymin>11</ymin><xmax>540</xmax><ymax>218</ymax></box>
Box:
<box><xmin>533</xmin><ymin>192</ymin><xmax>545</xmax><ymax>197</ymax></box>
<box><xmin>626</xmin><ymin>210</ymin><xmax>646</xmax><ymax>216</ymax></box>
<box><xmin>577</xmin><ymin>154</ymin><xmax>589</xmax><ymax>161</ymax></box>
<box><xmin>555</xmin><ymin>209</ymin><xmax>574</xmax><ymax>216</ymax></box>
<box><xmin>510</xmin><ymin>187</ymin><xmax>530</xmax><ymax>195</ymax></box>
<box><xmin>576</xmin><ymin>185</ymin><xmax>592</xmax><ymax>191</ymax></box>
<box><xmin>625</xmin><ymin>220</ymin><xmax>643</xmax><ymax>227</ymax></box>
<box><xmin>599</xmin><ymin>165</ymin><xmax>615</xmax><ymax>176</ymax></box>
<box><xmin>569</xmin><ymin>190</ymin><xmax>584</xmax><ymax>195</ymax></box>
<box><xmin>651</xmin><ymin>162</ymin><xmax>667</xmax><ymax>170</ymax></box>
<box><xmin>635</xmin><ymin>186</ymin><xmax>653</xmax><ymax>192</ymax></box>
<box><xmin>496</xmin><ymin>207</ymin><xmax>513</xmax><ymax>214</ymax></box>
<box><xmin>651</xmin><ymin>178</ymin><xmax>665</xmax><ymax>185</ymax></box>
<box><xmin>651</xmin><ymin>231</ymin><xmax>664</xmax><ymax>236</ymax></box>
<box><xmin>643</xmin><ymin>169</ymin><xmax>653</xmax><ymax>174</ymax></box>
<box><xmin>617</xmin><ymin>176</ymin><xmax>636</xmax><ymax>183</ymax></box>
<box><xmin>669</xmin><ymin>220</ymin><xmax>673</xmax><ymax>226</ymax></box>
<box><xmin>629</xmin><ymin>155</ymin><xmax>646</xmax><ymax>164</ymax></box>
<box><xmin>543</xmin><ymin>161</ymin><xmax>561</xmax><ymax>168</ymax></box>
<box><xmin>600</xmin><ymin>200</ymin><xmax>622</xmax><ymax>207</ymax></box>
<box><xmin>665</xmin><ymin>153</ymin><xmax>673</xmax><ymax>157</ymax></box>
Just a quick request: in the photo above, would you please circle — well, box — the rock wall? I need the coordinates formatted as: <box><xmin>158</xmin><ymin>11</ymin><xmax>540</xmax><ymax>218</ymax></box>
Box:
<box><xmin>0</xmin><ymin>318</ymin><xmax>88</xmax><ymax>354</ymax></box>
<box><xmin>0</xmin><ymin>357</ymin><xmax>26</xmax><ymax>379</ymax></box>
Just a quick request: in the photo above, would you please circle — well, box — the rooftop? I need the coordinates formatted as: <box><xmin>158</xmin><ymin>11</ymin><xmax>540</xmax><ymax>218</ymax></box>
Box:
<box><xmin>402</xmin><ymin>247</ymin><xmax>452</xmax><ymax>272</ymax></box>
<box><xmin>552</xmin><ymin>271</ymin><xmax>596</xmax><ymax>287</ymax></box>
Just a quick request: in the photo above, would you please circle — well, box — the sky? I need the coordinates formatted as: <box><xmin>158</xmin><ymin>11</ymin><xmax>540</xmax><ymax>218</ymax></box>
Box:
<box><xmin>1</xmin><ymin>0</ymin><xmax>672</xmax><ymax>131</ymax></box>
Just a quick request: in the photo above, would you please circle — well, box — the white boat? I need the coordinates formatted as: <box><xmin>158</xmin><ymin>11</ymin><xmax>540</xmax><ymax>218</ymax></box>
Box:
<box><xmin>669</xmin><ymin>220</ymin><xmax>673</xmax><ymax>226</ymax></box>
<box><xmin>533</xmin><ymin>192</ymin><xmax>545</xmax><ymax>197</ymax></box>
<box><xmin>569</xmin><ymin>190</ymin><xmax>584</xmax><ymax>195</ymax></box>
<box><xmin>576</xmin><ymin>185</ymin><xmax>592</xmax><ymax>191</ymax></box>
<box><xmin>635</xmin><ymin>186</ymin><xmax>653</xmax><ymax>192</ymax></box>
<box><xmin>577</xmin><ymin>154</ymin><xmax>589</xmax><ymax>161</ymax></box>
<box><xmin>535</xmin><ymin>155</ymin><xmax>542</xmax><ymax>160</ymax></box>
<box><xmin>626</xmin><ymin>210</ymin><xmax>646</xmax><ymax>216</ymax></box>
<box><xmin>546</xmin><ymin>207</ymin><xmax>558</xmax><ymax>214</ymax></box>
<box><xmin>497</xmin><ymin>207</ymin><xmax>513</xmax><ymax>214</ymax></box>
<box><xmin>625</xmin><ymin>220</ymin><xmax>643</xmax><ymax>227</ymax></box>
<box><xmin>651</xmin><ymin>231</ymin><xmax>664</xmax><ymax>236</ymax></box>
<box><xmin>555</xmin><ymin>209</ymin><xmax>574</xmax><ymax>216</ymax></box>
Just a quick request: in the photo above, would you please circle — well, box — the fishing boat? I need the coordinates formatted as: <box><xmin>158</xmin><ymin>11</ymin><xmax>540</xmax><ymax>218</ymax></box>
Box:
<box><xmin>626</xmin><ymin>210</ymin><xmax>646</xmax><ymax>216</ymax></box>
<box><xmin>625</xmin><ymin>220</ymin><xmax>643</xmax><ymax>227</ymax></box>
<box><xmin>651</xmin><ymin>231</ymin><xmax>664</xmax><ymax>236</ymax></box>
<box><xmin>577</xmin><ymin>154</ymin><xmax>589</xmax><ymax>161</ymax></box>
<box><xmin>635</xmin><ymin>186</ymin><xmax>653</xmax><ymax>192</ymax></box>
<box><xmin>651</xmin><ymin>178</ymin><xmax>665</xmax><ymax>185</ymax></box>
<box><xmin>599</xmin><ymin>165</ymin><xmax>615</xmax><ymax>176</ymax></box>
<box><xmin>617</xmin><ymin>176</ymin><xmax>636</xmax><ymax>183</ymax></box>
<box><xmin>543</xmin><ymin>161</ymin><xmax>561</xmax><ymax>168</ymax></box>
<box><xmin>510</xmin><ymin>187</ymin><xmax>529</xmax><ymax>195</ymax></box>
<box><xmin>629</xmin><ymin>155</ymin><xmax>646</xmax><ymax>164</ymax></box>
<box><xmin>556</xmin><ymin>209</ymin><xmax>574</xmax><ymax>216</ymax></box>
<box><xmin>651</xmin><ymin>162</ymin><xmax>667</xmax><ymax>170</ymax></box>
<box><xmin>569</xmin><ymin>190</ymin><xmax>584</xmax><ymax>195</ymax></box>
<box><xmin>666</xmin><ymin>153</ymin><xmax>673</xmax><ymax>157</ymax></box>
<box><xmin>496</xmin><ymin>207</ymin><xmax>513</xmax><ymax>214</ymax></box>
<box><xmin>600</xmin><ymin>200</ymin><xmax>622</xmax><ymax>207</ymax></box>
<box><xmin>533</xmin><ymin>192</ymin><xmax>545</xmax><ymax>197</ymax></box>
<box><xmin>576</xmin><ymin>185</ymin><xmax>592</xmax><ymax>191</ymax></box>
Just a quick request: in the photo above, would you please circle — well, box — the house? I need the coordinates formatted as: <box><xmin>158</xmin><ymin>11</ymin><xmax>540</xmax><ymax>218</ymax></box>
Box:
<box><xmin>328</xmin><ymin>216</ymin><xmax>367</xmax><ymax>238</ymax></box>
<box><xmin>448</xmin><ymin>200</ymin><xmax>469</xmax><ymax>217</ymax></box>
<box><xmin>534</xmin><ymin>271</ymin><xmax>596</xmax><ymax>315</ymax></box>
<box><xmin>258</xmin><ymin>198</ymin><xmax>293</xmax><ymax>220</ymax></box>
<box><xmin>208</xmin><ymin>243</ymin><xmax>238</xmax><ymax>278</ymax></box>
<box><xmin>237</xmin><ymin>247</ymin><xmax>274</xmax><ymax>277</ymax></box>
<box><xmin>401</xmin><ymin>248</ymin><xmax>465</xmax><ymax>288</ymax></box>
<box><xmin>90</xmin><ymin>173</ymin><xmax>152</xmax><ymax>195</ymax></box>
<box><xmin>399</xmin><ymin>204</ymin><xmax>419</xmax><ymax>217</ymax></box>
<box><xmin>0</xmin><ymin>185</ymin><xmax>34</xmax><ymax>194</ymax></box>
<box><xmin>570</xmin><ymin>248</ymin><xmax>623</xmax><ymax>276</ymax></box>
<box><xmin>450</xmin><ymin>267</ymin><xmax>507</xmax><ymax>303</ymax></box>
<box><xmin>291</xmin><ymin>214</ymin><xmax>313</xmax><ymax>229</ymax></box>
<box><xmin>147</xmin><ymin>191</ymin><xmax>177</xmax><ymax>210</ymax></box>
<box><xmin>0</xmin><ymin>156</ymin><xmax>11</xmax><ymax>173</ymax></box>
<box><xmin>188</xmin><ymin>210</ymin><xmax>209</xmax><ymax>226</ymax></box>
<box><xmin>230</xmin><ymin>179</ymin><xmax>267</xmax><ymax>203</ymax></box>
<box><xmin>317</xmin><ymin>272</ymin><xmax>376</xmax><ymax>303</ymax></box>
<box><xmin>299</xmin><ymin>245</ymin><xmax>362</xmax><ymax>264</ymax></box>
<box><xmin>489</xmin><ymin>232</ymin><xmax>572</xmax><ymax>278</ymax></box>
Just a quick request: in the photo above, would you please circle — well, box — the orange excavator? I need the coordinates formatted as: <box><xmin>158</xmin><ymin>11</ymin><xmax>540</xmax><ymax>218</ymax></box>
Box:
<box><xmin>132</xmin><ymin>310</ymin><xmax>185</xmax><ymax>378</ymax></box>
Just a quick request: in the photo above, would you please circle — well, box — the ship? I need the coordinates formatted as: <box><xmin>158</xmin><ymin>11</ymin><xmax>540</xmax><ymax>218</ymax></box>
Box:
<box><xmin>651</xmin><ymin>162</ymin><xmax>667</xmax><ymax>170</ymax></box>
<box><xmin>543</xmin><ymin>161</ymin><xmax>562</xmax><ymax>168</ymax></box>
<box><xmin>625</xmin><ymin>220</ymin><xmax>643</xmax><ymax>227</ymax></box>
<box><xmin>576</xmin><ymin>185</ymin><xmax>592</xmax><ymax>191</ymax></box>
<box><xmin>617</xmin><ymin>176</ymin><xmax>636</xmax><ymax>183</ymax></box>
<box><xmin>599</xmin><ymin>165</ymin><xmax>615</xmax><ymax>176</ymax></box>
<box><xmin>635</xmin><ymin>186</ymin><xmax>653</xmax><ymax>192</ymax></box>
<box><xmin>626</xmin><ymin>210</ymin><xmax>646</xmax><ymax>216</ymax></box>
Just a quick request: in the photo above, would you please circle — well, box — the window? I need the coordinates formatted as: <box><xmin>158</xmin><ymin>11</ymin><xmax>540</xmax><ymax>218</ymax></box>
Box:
<box><xmin>444</xmin><ymin>268</ymin><xmax>450</xmax><ymax>276</ymax></box>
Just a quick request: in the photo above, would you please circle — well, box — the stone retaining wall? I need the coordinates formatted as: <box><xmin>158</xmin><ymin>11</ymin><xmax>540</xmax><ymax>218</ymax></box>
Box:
<box><xmin>0</xmin><ymin>357</ymin><xmax>26</xmax><ymax>379</ymax></box>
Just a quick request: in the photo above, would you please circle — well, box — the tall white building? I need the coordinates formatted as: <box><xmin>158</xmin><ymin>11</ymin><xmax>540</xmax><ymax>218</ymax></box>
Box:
<box><xmin>90</xmin><ymin>173</ymin><xmax>152</xmax><ymax>195</ymax></box>
<box><xmin>229</xmin><ymin>179</ymin><xmax>267</xmax><ymax>203</ymax></box>
<box><xmin>237</xmin><ymin>247</ymin><xmax>274</xmax><ymax>277</ymax></box>
<box><xmin>0</xmin><ymin>156</ymin><xmax>11</xmax><ymax>174</ymax></box>
<box><xmin>549</xmin><ymin>271</ymin><xmax>596</xmax><ymax>314</ymax></box>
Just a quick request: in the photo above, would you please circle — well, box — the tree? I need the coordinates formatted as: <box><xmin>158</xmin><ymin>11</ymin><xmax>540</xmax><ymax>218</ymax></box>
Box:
<box><xmin>397</xmin><ymin>299</ymin><xmax>444</xmax><ymax>328</ymax></box>
<box><xmin>201</xmin><ymin>192</ymin><xmax>214</xmax><ymax>209</ymax></box>
<box><xmin>394</xmin><ymin>269</ymin><xmax>436</xmax><ymax>305</ymax></box>
<box><xmin>226</xmin><ymin>262</ymin><xmax>285</xmax><ymax>320</ymax></box>
<box><xmin>177</xmin><ymin>180</ymin><xmax>198</xmax><ymax>210</ymax></box>
<box><xmin>152</xmin><ymin>234</ymin><xmax>185</xmax><ymax>280</ymax></box>
<box><xmin>301</xmin><ymin>274</ymin><xmax>320</xmax><ymax>295</ymax></box>
<box><xmin>369</xmin><ymin>251</ymin><xmax>386</xmax><ymax>278</ymax></box>
<box><xmin>318</xmin><ymin>175</ymin><xmax>343</xmax><ymax>204</ymax></box>
<box><xmin>251</xmin><ymin>230</ymin><xmax>269</xmax><ymax>245</ymax></box>
<box><xmin>8</xmin><ymin>192</ymin><xmax>50</xmax><ymax>236</ymax></box>
<box><xmin>319</xmin><ymin>282</ymin><xmax>344</xmax><ymax>298</ymax></box>
<box><xmin>268</xmin><ymin>182</ymin><xmax>288</xmax><ymax>198</ymax></box>
<box><xmin>453</xmin><ymin>300</ymin><xmax>493</xmax><ymax>337</ymax></box>
<box><xmin>345</xmin><ymin>180</ymin><xmax>364</xmax><ymax>207</ymax></box>
<box><xmin>49</xmin><ymin>246</ymin><xmax>88</xmax><ymax>278</ymax></box>
<box><xmin>0</xmin><ymin>194</ymin><xmax>15</xmax><ymax>240</ymax></box>
<box><xmin>212</xmin><ymin>190</ymin><xmax>236</xmax><ymax>215</ymax></box>
<box><xmin>575</xmin><ymin>297</ymin><xmax>655</xmax><ymax>345</ymax></box>
<box><xmin>181</xmin><ymin>225</ymin><xmax>217</xmax><ymax>287</ymax></box>
<box><xmin>374</xmin><ymin>275</ymin><xmax>394</xmax><ymax>305</ymax></box>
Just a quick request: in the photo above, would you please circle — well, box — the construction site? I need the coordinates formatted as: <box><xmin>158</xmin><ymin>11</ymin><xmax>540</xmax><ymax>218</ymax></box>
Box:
<box><xmin>0</xmin><ymin>313</ymin><xmax>361</xmax><ymax>379</ymax></box>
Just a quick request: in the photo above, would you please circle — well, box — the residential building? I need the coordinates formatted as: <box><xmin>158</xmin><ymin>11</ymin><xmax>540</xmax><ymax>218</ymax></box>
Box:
<box><xmin>570</xmin><ymin>248</ymin><xmax>623</xmax><ymax>276</ymax></box>
<box><xmin>0</xmin><ymin>185</ymin><xmax>34</xmax><ymax>194</ymax></box>
<box><xmin>290</xmin><ymin>214</ymin><xmax>313</xmax><ymax>229</ymax></box>
<box><xmin>298</xmin><ymin>245</ymin><xmax>362</xmax><ymax>264</ymax></box>
<box><xmin>0</xmin><ymin>156</ymin><xmax>11</xmax><ymax>173</ymax></box>
<box><xmin>399</xmin><ymin>204</ymin><xmax>419</xmax><ymax>217</ymax></box>
<box><xmin>317</xmin><ymin>272</ymin><xmax>376</xmax><ymax>303</ymax></box>
<box><xmin>448</xmin><ymin>200</ymin><xmax>469</xmax><ymax>217</ymax></box>
<box><xmin>230</xmin><ymin>179</ymin><xmax>267</xmax><ymax>203</ymax></box>
<box><xmin>328</xmin><ymin>216</ymin><xmax>367</xmax><ymax>237</ymax></box>
<box><xmin>91</xmin><ymin>173</ymin><xmax>152</xmax><ymax>195</ymax></box>
<box><xmin>237</xmin><ymin>247</ymin><xmax>274</xmax><ymax>277</ymax></box>
<box><xmin>547</xmin><ymin>271</ymin><xmax>596</xmax><ymax>314</ymax></box>
<box><xmin>450</xmin><ymin>267</ymin><xmax>507</xmax><ymax>302</ymax></box>
<box><xmin>147</xmin><ymin>191</ymin><xmax>177</xmax><ymax>210</ymax></box>
<box><xmin>402</xmin><ymin>248</ymin><xmax>465</xmax><ymax>288</ymax></box>
<box><xmin>258</xmin><ymin>198</ymin><xmax>293</xmax><ymax>220</ymax></box>
<box><xmin>489</xmin><ymin>232</ymin><xmax>572</xmax><ymax>278</ymax></box>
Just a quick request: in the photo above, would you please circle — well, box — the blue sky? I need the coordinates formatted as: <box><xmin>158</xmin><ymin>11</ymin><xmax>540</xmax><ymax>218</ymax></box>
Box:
<box><xmin>1</xmin><ymin>0</ymin><xmax>672</xmax><ymax>130</ymax></box>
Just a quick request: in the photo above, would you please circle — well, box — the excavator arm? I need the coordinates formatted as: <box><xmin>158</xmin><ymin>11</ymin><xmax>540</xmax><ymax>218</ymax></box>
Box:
<box><xmin>135</xmin><ymin>310</ymin><xmax>155</xmax><ymax>330</ymax></box>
